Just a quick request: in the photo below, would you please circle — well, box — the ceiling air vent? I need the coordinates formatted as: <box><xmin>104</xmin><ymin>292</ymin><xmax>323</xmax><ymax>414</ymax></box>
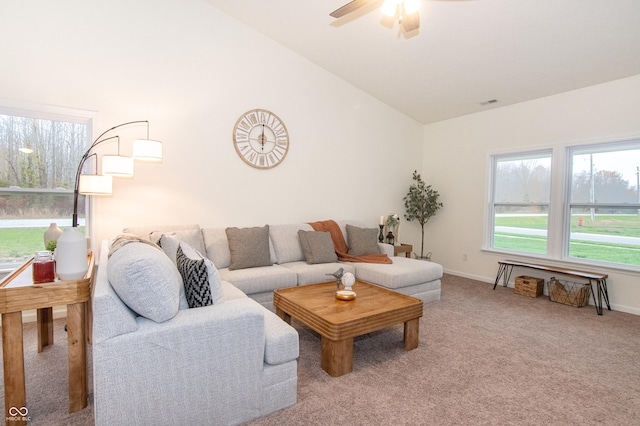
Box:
<box><xmin>480</xmin><ymin>99</ymin><xmax>498</xmax><ymax>106</ymax></box>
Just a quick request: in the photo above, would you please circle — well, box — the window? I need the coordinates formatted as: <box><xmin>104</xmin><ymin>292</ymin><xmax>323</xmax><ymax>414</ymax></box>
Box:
<box><xmin>568</xmin><ymin>142</ymin><xmax>640</xmax><ymax>266</ymax></box>
<box><xmin>487</xmin><ymin>140</ymin><xmax>640</xmax><ymax>270</ymax></box>
<box><xmin>0</xmin><ymin>109</ymin><xmax>90</xmax><ymax>270</ymax></box>
<box><xmin>490</xmin><ymin>150</ymin><xmax>552</xmax><ymax>255</ymax></box>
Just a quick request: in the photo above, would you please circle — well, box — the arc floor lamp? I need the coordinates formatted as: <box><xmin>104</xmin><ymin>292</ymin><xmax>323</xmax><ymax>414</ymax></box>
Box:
<box><xmin>57</xmin><ymin>120</ymin><xmax>162</xmax><ymax>280</ymax></box>
<box><xmin>72</xmin><ymin>120</ymin><xmax>162</xmax><ymax>227</ymax></box>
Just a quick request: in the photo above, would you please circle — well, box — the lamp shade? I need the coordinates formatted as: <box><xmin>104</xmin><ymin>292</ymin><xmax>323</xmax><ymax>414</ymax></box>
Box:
<box><xmin>133</xmin><ymin>139</ymin><xmax>163</xmax><ymax>162</ymax></box>
<box><xmin>78</xmin><ymin>174</ymin><xmax>113</xmax><ymax>195</ymax></box>
<box><xmin>102</xmin><ymin>155</ymin><xmax>134</xmax><ymax>177</ymax></box>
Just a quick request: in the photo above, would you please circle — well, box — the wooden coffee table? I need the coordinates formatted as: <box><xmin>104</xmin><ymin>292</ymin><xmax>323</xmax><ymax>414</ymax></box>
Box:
<box><xmin>274</xmin><ymin>280</ymin><xmax>423</xmax><ymax>377</ymax></box>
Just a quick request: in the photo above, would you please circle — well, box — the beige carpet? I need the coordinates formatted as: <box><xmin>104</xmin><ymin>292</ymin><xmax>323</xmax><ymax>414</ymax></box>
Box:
<box><xmin>2</xmin><ymin>274</ymin><xmax>639</xmax><ymax>425</ymax></box>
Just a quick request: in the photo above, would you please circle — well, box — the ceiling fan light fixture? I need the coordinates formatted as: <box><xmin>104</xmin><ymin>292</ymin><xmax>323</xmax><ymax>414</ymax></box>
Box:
<box><xmin>404</xmin><ymin>0</ymin><xmax>421</xmax><ymax>15</ymax></box>
<box><xmin>381</xmin><ymin>0</ymin><xmax>399</xmax><ymax>17</ymax></box>
<box><xmin>331</xmin><ymin>0</ymin><xmax>422</xmax><ymax>32</ymax></box>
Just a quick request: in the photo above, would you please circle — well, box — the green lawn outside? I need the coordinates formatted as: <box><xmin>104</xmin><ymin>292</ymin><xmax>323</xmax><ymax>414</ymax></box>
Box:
<box><xmin>494</xmin><ymin>214</ymin><xmax>640</xmax><ymax>266</ymax></box>
<box><xmin>494</xmin><ymin>234</ymin><xmax>640</xmax><ymax>265</ymax></box>
<box><xmin>495</xmin><ymin>214</ymin><xmax>640</xmax><ymax>237</ymax></box>
<box><xmin>493</xmin><ymin>234</ymin><xmax>547</xmax><ymax>254</ymax></box>
<box><xmin>494</xmin><ymin>216</ymin><xmax>549</xmax><ymax>230</ymax></box>
<box><xmin>0</xmin><ymin>227</ymin><xmax>86</xmax><ymax>265</ymax></box>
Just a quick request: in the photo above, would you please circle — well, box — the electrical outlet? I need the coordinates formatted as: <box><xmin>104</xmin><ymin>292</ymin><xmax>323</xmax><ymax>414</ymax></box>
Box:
<box><xmin>462</xmin><ymin>253</ymin><xmax>468</xmax><ymax>261</ymax></box>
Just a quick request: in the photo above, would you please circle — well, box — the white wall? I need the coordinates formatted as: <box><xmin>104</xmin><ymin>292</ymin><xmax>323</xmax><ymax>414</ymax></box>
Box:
<box><xmin>422</xmin><ymin>75</ymin><xmax>640</xmax><ymax>314</ymax></box>
<box><xmin>0</xmin><ymin>0</ymin><xmax>422</xmax><ymax>243</ymax></box>
<box><xmin>3</xmin><ymin>0</ymin><xmax>637</xmax><ymax>314</ymax></box>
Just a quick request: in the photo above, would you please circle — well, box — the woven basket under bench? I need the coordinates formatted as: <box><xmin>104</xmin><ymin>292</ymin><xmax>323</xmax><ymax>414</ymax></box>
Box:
<box><xmin>514</xmin><ymin>275</ymin><xmax>544</xmax><ymax>298</ymax></box>
<box><xmin>548</xmin><ymin>277</ymin><xmax>591</xmax><ymax>308</ymax></box>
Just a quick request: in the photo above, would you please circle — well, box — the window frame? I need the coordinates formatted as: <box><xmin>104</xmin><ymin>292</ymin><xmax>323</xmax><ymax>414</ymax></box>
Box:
<box><xmin>485</xmin><ymin>138</ymin><xmax>640</xmax><ymax>273</ymax></box>
<box><xmin>0</xmin><ymin>100</ymin><xmax>95</xmax><ymax>270</ymax></box>
<box><xmin>564</xmin><ymin>139</ymin><xmax>640</xmax><ymax>266</ymax></box>
<box><xmin>487</xmin><ymin>148</ymin><xmax>553</xmax><ymax>256</ymax></box>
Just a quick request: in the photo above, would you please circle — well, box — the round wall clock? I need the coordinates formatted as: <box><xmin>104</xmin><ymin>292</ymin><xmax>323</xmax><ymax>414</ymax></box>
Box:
<box><xmin>232</xmin><ymin>109</ymin><xmax>289</xmax><ymax>169</ymax></box>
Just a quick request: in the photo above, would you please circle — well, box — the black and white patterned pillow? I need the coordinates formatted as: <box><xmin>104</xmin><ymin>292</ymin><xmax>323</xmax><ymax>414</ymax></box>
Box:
<box><xmin>175</xmin><ymin>242</ymin><xmax>222</xmax><ymax>308</ymax></box>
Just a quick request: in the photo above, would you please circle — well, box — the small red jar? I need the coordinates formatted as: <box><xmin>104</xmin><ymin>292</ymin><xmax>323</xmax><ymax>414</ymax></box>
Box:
<box><xmin>33</xmin><ymin>250</ymin><xmax>55</xmax><ymax>284</ymax></box>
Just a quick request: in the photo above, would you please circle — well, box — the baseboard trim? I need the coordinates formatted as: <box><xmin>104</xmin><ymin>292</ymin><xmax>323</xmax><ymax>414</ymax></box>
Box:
<box><xmin>443</xmin><ymin>269</ymin><xmax>494</xmax><ymax>285</ymax></box>
<box><xmin>609</xmin><ymin>303</ymin><xmax>640</xmax><ymax>316</ymax></box>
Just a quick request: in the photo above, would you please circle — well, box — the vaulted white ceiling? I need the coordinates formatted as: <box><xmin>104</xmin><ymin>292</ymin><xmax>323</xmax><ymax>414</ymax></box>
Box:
<box><xmin>204</xmin><ymin>0</ymin><xmax>640</xmax><ymax>124</ymax></box>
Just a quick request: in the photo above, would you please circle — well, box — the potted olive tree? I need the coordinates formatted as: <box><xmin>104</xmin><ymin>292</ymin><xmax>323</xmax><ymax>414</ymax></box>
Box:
<box><xmin>403</xmin><ymin>170</ymin><xmax>443</xmax><ymax>259</ymax></box>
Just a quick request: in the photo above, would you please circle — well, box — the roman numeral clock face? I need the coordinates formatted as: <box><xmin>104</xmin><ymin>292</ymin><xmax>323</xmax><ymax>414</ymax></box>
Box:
<box><xmin>233</xmin><ymin>109</ymin><xmax>289</xmax><ymax>169</ymax></box>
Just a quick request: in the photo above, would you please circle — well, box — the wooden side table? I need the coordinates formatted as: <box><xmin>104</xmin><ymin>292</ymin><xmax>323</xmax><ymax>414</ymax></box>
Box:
<box><xmin>0</xmin><ymin>253</ymin><xmax>94</xmax><ymax>425</ymax></box>
<box><xmin>393</xmin><ymin>243</ymin><xmax>413</xmax><ymax>258</ymax></box>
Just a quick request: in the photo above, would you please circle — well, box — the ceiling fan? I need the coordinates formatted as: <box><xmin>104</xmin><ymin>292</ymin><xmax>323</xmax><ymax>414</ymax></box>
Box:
<box><xmin>330</xmin><ymin>0</ymin><xmax>421</xmax><ymax>32</ymax></box>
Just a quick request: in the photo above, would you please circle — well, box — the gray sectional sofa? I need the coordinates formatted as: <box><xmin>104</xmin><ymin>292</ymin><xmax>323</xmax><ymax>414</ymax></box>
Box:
<box><xmin>123</xmin><ymin>220</ymin><xmax>443</xmax><ymax>308</ymax></box>
<box><xmin>92</xmin><ymin>220</ymin><xmax>443</xmax><ymax>426</ymax></box>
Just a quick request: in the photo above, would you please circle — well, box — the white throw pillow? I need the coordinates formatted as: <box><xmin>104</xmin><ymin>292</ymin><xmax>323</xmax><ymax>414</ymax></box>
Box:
<box><xmin>155</xmin><ymin>229</ymin><xmax>205</xmax><ymax>264</ymax></box>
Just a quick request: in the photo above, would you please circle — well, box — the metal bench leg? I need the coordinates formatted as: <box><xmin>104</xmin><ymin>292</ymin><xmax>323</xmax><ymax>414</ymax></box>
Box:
<box><xmin>589</xmin><ymin>279</ymin><xmax>603</xmax><ymax>315</ymax></box>
<box><xmin>493</xmin><ymin>264</ymin><xmax>513</xmax><ymax>290</ymax></box>
<box><xmin>493</xmin><ymin>263</ymin><xmax>506</xmax><ymax>289</ymax></box>
<box><xmin>599</xmin><ymin>279</ymin><xmax>611</xmax><ymax>311</ymax></box>
<box><xmin>503</xmin><ymin>265</ymin><xmax>513</xmax><ymax>288</ymax></box>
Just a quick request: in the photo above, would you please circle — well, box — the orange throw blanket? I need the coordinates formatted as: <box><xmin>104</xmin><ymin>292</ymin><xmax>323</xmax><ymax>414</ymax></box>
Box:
<box><xmin>308</xmin><ymin>220</ymin><xmax>392</xmax><ymax>264</ymax></box>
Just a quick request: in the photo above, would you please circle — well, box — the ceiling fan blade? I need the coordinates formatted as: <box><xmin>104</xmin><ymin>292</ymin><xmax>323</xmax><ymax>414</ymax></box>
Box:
<box><xmin>401</xmin><ymin>11</ymin><xmax>420</xmax><ymax>32</ymax></box>
<box><xmin>330</xmin><ymin>0</ymin><xmax>374</xmax><ymax>18</ymax></box>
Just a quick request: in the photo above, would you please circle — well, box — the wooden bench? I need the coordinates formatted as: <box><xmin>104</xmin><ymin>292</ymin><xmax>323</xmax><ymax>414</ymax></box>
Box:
<box><xmin>493</xmin><ymin>259</ymin><xmax>610</xmax><ymax>315</ymax></box>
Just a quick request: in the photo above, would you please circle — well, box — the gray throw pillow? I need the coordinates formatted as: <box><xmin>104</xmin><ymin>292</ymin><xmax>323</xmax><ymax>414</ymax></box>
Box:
<box><xmin>107</xmin><ymin>242</ymin><xmax>182</xmax><ymax>323</ymax></box>
<box><xmin>225</xmin><ymin>225</ymin><xmax>273</xmax><ymax>270</ymax></box>
<box><xmin>346</xmin><ymin>224</ymin><xmax>380</xmax><ymax>256</ymax></box>
<box><xmin>175</xmin><ymin>242</ymin><xmax>223</xmax><ymax>308</ymax></box>
<box><xmin>298</xmin><ymin>230</ymin><xmax>338</xmax><ymax>264</ymax></box>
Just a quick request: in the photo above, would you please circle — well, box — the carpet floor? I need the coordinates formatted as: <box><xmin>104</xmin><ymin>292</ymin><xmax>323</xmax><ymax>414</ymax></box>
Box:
<box><xmin>2</xmin><ymin>273</ymin><xmax>639</xmax><ymax>425</ymax></box>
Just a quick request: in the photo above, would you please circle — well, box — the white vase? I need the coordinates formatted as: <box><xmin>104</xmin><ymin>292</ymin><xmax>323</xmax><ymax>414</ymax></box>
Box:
<box><xmin>43</xmin><ymin>223</ymin><xmax>63</xmax><ymax>247</ymax></box>
<box><xmin>55</xmin><ymin>227</ymin><xmax>88</xmax><ymax>280</ymax></box>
